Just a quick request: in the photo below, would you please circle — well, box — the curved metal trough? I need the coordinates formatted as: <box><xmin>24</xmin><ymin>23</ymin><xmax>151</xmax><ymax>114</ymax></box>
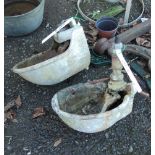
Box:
<box><xmin>4</xmin><ymin>0</ymin><xmax>45</xmax><ymax>36</ymax></box>
<box><xmin>51</xmin><ymin>82</ymin><xmax>136</xmax><ymax>133</ymax></box>
<box><xmin>13</xmin><ymin>25</ymin><xmax>90</xmax><ymax>85</ymax></box>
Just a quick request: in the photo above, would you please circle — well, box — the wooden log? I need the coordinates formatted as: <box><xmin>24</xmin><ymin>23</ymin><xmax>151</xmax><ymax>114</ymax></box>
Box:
<box><xmin>94</xmin><ymin>19</ymin><xmax>151</xmax><ymax>55</ymax></box>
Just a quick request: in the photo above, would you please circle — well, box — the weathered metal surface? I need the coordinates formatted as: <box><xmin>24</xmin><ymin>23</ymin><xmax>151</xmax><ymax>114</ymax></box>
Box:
<box><xmin>13</xmin><ymin>25</ymin><xmax>90</xmax><ymax>85</ymax></box>
<box><xmin>4</xmin><ymin>0</ymin><xmax>45</xmax><ymax>36</ymax></box>
<box><xmin>51</xmin><ymin>81</ymin><xmax>136</xmax><ymax>133</ymax></box>
<box><xmin>51</xmin><ymin>40</ymin><xmax>138</xmax><ymax>133</ymax></box>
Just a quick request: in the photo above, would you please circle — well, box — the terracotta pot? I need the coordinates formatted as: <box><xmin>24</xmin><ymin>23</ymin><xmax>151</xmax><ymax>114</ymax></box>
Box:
<box><xmin>96</xmin><ymin>17</ymin><xmax>118</xmax><ymax>39</ymax></box>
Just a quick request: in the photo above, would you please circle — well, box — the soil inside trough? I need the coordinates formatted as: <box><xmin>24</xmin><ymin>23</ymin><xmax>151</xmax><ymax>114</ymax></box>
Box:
<box><xmin>17</xmin><ymin>41</ymin><xmax>70</xmax><ymax>68</ymax></box>
<box><xmin>60</xmin><ymin>93</ymin><xmax>104</xmax><ymax>115</ymax></box>
<box><xmin>5</xmin><ymin>0</ymin><xmax>40</xmax><ymax>16</ymax></box>
<box><xmin>59</xmin><ymin>86</ymin><xmax>127</xmax><ymax>115</ymax></box>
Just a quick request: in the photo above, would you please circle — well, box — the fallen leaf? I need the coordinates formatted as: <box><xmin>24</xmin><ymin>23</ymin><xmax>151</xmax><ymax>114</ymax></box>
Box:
<box><xmin>85</xmin><ymin>30</ymin><xmax>98</xmax><ymax>37</ymax></box>
<box><xmin>88</xmin><ymin>22</ymin><xmax>96</xmax><ymax>30</ymax></box>
<box><xmin>136</xmin><ymin>37</ymin><xmax>151</xmax><ymax>48</ymax></box>
<box><xmin>4</xmin><ymin>100</ymin><xmax>15</xmax><ymax>112</ymax></box>
<box><xmin>53</xmin><ymin>138</ymin><xmax>62</xmax><ymax>147</ymax></box>
<box><xmin>5</xmin><ymin>110</ymin><xmax>16</xmax><ymax>122</ymax></box>
<box><xmin>15</xmin><ymin>95</ymin><xmax>22</xmax><ymax>108</ymax></box>
<box><xmin>142</xmin><ymin>40</ymin><xmax>151</xmax><ymax>48</ymax></box>
<box><xmin>32</xmin><ymin>107</ymin><xmax>45</xmax><ymax>118</ymax></box>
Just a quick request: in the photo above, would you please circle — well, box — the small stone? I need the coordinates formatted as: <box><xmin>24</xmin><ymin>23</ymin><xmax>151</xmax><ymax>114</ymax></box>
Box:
<box><xmin>102</xmin><ymin>147</ymin><xmax>106</xmax><ymax>151</ymax></box>
<box><xmin>105</xmin><ymin>133</ymin><xmax>109</xmax><ymax>139</ymax></box>
<box><xmin>129</xmin><ymin>146</ymin><xmax>133</xmax><ymax>153</ymax></box>
<box><xmin>23</xmin><ymin>147</ymin><xmax>29</xmax><ymax>151</ymax></box>
<box><xmin>7</xmin><ymin>145</ymin><xmax>13</xmax><ymax>151</ymax></box>
<box><xmin>117</xmin><ymin>151</ymin><xmax>121</xmax><ymax>155</ymax></box>
<box><xmin>27</xmin><ymin>151</ymin><xmax>31</xmax><ymax>155</ymax></box>
<box><xmin>46</xmin><ymin>23</ymin><xmax>50</xmax><ymax>28</ymax></box>
<box><xmin>75</xmin><ymin>140</ymin><xmax>79</xmax><ymax>144</ymax></box>
<box><xmin>12</xmin><ymin>119</ymin><xmax>18</xmax><ymax>123</ymax></box>
<box><xmin>43</xmin><ymin>91</ymin><xmax>46</xmax><ymax>95</ymax></box>
<box><xmin>30</xmin><ymin>45</ymin><xmax>34</xmax><ymax>48</ymax></box>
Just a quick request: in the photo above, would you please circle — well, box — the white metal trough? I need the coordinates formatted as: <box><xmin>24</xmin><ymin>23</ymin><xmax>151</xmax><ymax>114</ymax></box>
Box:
<box><xmin>51</xmin><ymin>82</ymin><xmax>136</xmax><ymax>133</ymax></box>
<box><xmin>13</xmin><ymin>19</ymin><xmax>90</xmax><ymax>85</ymax></box>
<box><xmin>51</xmin><ymin>41</ymin><xmax>139</xmax><ymax>133</ymax></box>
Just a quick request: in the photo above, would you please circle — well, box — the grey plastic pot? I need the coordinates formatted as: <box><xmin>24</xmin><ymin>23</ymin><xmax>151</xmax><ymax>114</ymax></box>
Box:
<box><xmin>4</xmin><ymin>0</ymin><xmax>45</xmax><ymax>36</ymax></box>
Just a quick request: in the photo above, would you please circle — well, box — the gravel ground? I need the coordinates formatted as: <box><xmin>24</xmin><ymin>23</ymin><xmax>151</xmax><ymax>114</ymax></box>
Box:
<box><xmin>4</xmin><ymin>0</ymin><xmax>151</xmax><ymax>155</ymax></box>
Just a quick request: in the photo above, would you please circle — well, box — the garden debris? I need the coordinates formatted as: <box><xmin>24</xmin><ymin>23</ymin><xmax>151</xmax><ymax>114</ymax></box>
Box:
<box><xmin>4</xmin><ymin>95</ymin><xmax>22</xmax><ymax>111</ymax></box>
<box><xmin>90</xmin><ymin>49</ymin><xmax>111</xmax><ymax>65</ymax></box>
<box><xmin>5</xmin><ymin>110</ymin><xmax>16</xmax><ymax>122</ymax></box>
<box><xmin>129</xmin><ymin>61</ymin><xmax>151</xmax><ymax>90</ymax></box>
<box><xmin>141</xmin><ymin>18</ymin><xmax>149</xmax><ymax>22</ymax></box>
<box><xmin>137</xmin><ymin>60</ymin><xmax>146</xmax><ymax>67</ymax></box>
<box><xmin>53</xmin><ymin>138</ymin><xmax>62</xmax><ymax>147</ymax></box>
<box><xmin>87</xmin><ymin>77</ymin><xmax>109</xmax><ymax>84</ymax></box>
<box><xmin>92</xmin><ymin>5</ymin><xmax>125</xmax><ymax>20</ymax></box>
<box><xmin>15</xmin><ymin>95</ymin><xmax>22</xmax><ymax>108</ymax></box>
<box><xmin>84</xmin><ymin>23</ymin><xmax>98</xmax><ymax>45</ymax></box>
<box><xmin>94</xmin><ymin>19</ymin><xmax>151</xmax><ymax>55</ymax></box>
<box><xmin>129</xmin><ymin>146</ymin><xmax>133</xmax><ymax>153</ymax></box>
<box><xmin>147</xmin><ymin>127</ymin><xmax>151</xmax><ymax>133</ymax></box>
<box><xmin>5</xmin><ymin>136</ymin><xmax>12</xmax><ymax>145</ymax></box>
<box><xmin>32</xmin><ymin>107</ymin><xmax>46</xmax><ymax>118</ymax></box>
<box><xmin>4</xmin><ymin>96</ymin><xmax>22</xmax><ymax>122</ymax></box>
<box><xmin>4</xmin><ymin>100</ymin><xmax>15</xmax><ymax>112</ymax></box>
<box><xmin>77</xmin><ymin>0</ymin><xmax>144</xmax><ymax>28</ymax></box>
<box><xmin>125</xmin><ymin>44</ymin><xmax>151</xmax><ymax>73</ymax></box>
<box><xmin>101</xmin><ymin>92</ymin><xmax>121</xmax><ymax>112</ymax></box>
<box><xmin>125</xmin><ymin>44</ymin><xmax>151</xmax><ymax>60</ymax></box>
<box><xmin>118</xmin><ymin>18</ymin><xmax>124</xmax><ymax>25</ymax></box>
<box><xmin>136</xmin><ymin>37</ymin><xmax>151</xmax><ymax>48</ymax></box>
<box><xmin>12</xmin><ymin>119</ymin><xmax>18</xmax><ymax>123</ymax></box>
<box><xmin>27</xmin><ymin>151</ymin><xmax>31</xmax><ymax>155</ymax></box>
